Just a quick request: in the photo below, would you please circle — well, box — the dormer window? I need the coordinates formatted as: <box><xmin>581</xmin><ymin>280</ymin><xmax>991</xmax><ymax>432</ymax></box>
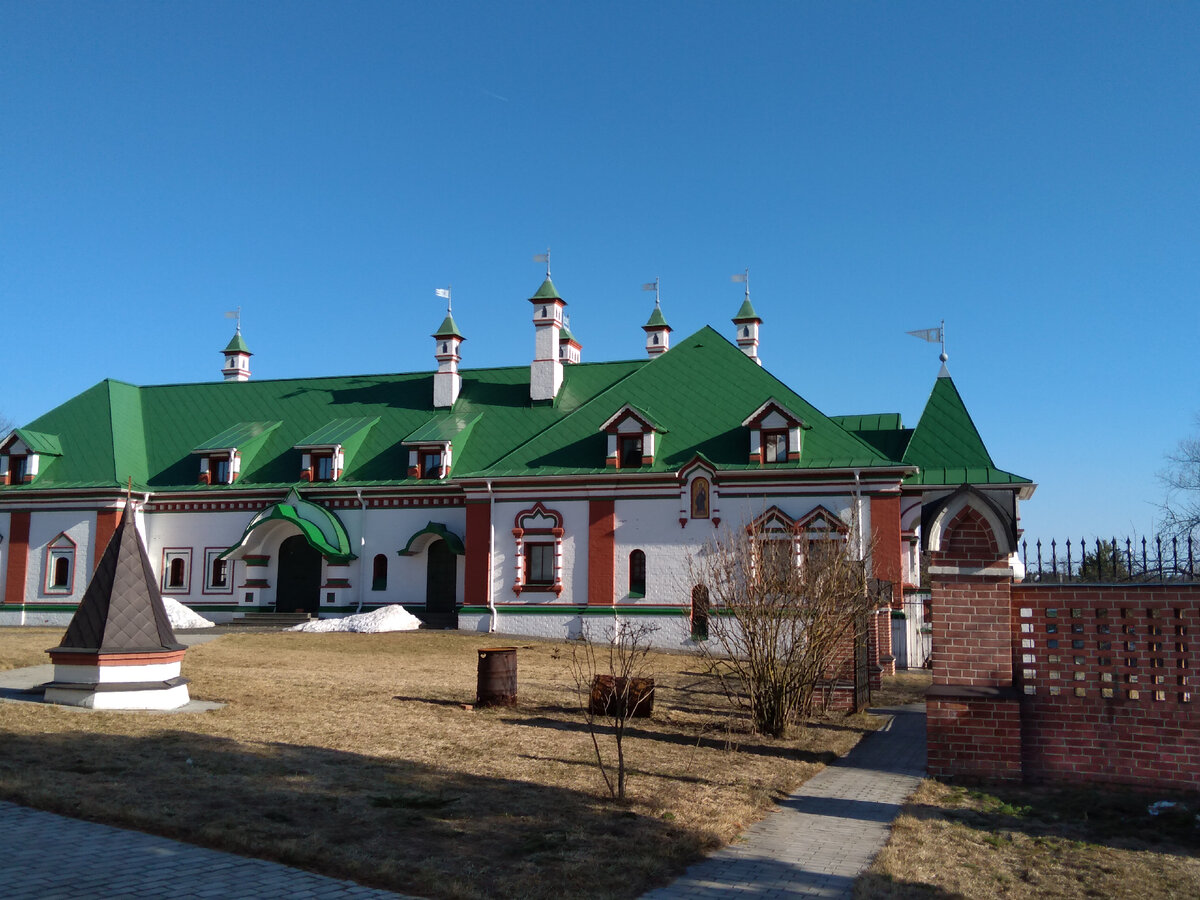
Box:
<box><xmin>600</xmin><ymin>404</ymin><xmax>665</xmax><ymax>470</ymax></box>
<box><xmin>313</xmin><ymin>452</ymin><xmax>335</xmax><ymax>482</ymax></box>
<box><xmin>192</xmin><ymin>421</ymin><xmax>280</xmax><ymax>486</ymax></box>
<box><xmin>420</xmin><ymin>450</ymin><xmax>443</xmax><ymax>479</ymax></box>
<box><xmin>294</xmin><ymin>417</ymin><xmax>379</xmax><ymax>484</ymax></box>
<box><xmin>741</xmin><ymin>399</ymin><xmax>807</xmax><ymax>466</ymax></box>
<box><xmin>762</xmin><ymin>430</ymin><xmax>788</xmax><ymax>463</ymax></box>
<box><xmin>1</xmin><ymin>430</ymin><xmax>61</xmax><ymax>486</ymax></box>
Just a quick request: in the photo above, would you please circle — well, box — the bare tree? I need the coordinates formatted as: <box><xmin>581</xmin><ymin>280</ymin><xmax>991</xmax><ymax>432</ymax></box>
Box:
<box><xmin>686</xmin><ymin>524</ymin><xmax>876</xmax><ymax>738</ymax></box>
<box><xmin>1159</xmin><ymin>415</ymin><xmax>1200</xmax><ymax>539</ymax></box>
<box><xmin>566</xmin><ymin>620</ymin><xmax>658</xmax><ymax>800</ymax></box>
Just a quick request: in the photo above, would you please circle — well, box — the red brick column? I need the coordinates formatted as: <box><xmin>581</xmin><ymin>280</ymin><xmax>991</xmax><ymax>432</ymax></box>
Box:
<box><xmin>870</xmin><ymin>493</ymin><xmax>902</xmax><ymax>676</ymax></box>
<box><xmin>4</xmin><ymin>511</ymin><xmax>30</xmax><ymax>605</ymax></box>
<box><xmin>587</xmin><ymin>499</ymin><xmax>615</xmax><ymax>606</ymax></box>
<box><xmin>927</xmin><ymin>505</ymin><xmax>1022</xmax><ymax>781</ymax></box>
<box><xmin>464</xmin><ymin>501</ymin><xmax>491</xmax><ymax>607</ymax></box>
<box><xmin>94</xmin><ymin>508</ymin><xmax>120</xmax><ymax>572</ymax></box>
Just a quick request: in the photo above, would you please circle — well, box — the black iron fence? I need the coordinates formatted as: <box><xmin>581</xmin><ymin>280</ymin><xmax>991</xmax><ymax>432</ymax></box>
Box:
<box><xmin>1021</xmin><ymin>536</ymin><xmax>1198</xmax><ymax>583</ymax></box>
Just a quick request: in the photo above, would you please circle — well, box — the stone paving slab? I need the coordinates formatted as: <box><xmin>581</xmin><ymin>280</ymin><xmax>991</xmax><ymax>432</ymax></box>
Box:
<box><xmin>0</xmin><ymin>801</ymin><xmax>412</xmax><ymax>899</ymax></box>
<box><xmin>641</xmin><ymin>704</ymin><xmax>926</xmax><ymax>899</ymax></box>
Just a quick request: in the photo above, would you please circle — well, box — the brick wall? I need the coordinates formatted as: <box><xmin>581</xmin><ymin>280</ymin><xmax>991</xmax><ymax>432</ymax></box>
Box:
<box><xmin>1013</xmin><ymin>583</ymin><xmax>1200</xmax><ymax>791</ymax></box>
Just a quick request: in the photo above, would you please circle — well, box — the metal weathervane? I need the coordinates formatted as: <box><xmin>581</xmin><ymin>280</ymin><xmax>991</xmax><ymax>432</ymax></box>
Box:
<box><xmin>731</xmin><ymin>267</ymin><xmax>750</xmax><ymax>299</ymax></box>
<box><xmin>435</xmin><ymin>286</ymin><xmax>452</xmax><ymax>312</ymax></box>
<box><xmin>907</xmin><ymin>320</ymin><xmax>947</xmax><ymax>363</ymax></box>
<box><xmin>642</xmin><ymin>276</ymin><xmax>660</xmax><ymax>306</ymax></box>
<box><xmin>533</xmin><ymin>248</ymin><xmax>551</xmax><ymax>278</ymax></box>
<box><xmin>224</xmin><ymin>307</ymin><xmax>242</xmax><ymax>333</ymax></box>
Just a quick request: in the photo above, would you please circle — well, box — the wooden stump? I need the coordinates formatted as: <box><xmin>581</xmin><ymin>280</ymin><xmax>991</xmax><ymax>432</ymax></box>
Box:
<box><xmin>588</xmin><ymin>675</ymin><xmax>655</xmax><ymax>718</ymax></box>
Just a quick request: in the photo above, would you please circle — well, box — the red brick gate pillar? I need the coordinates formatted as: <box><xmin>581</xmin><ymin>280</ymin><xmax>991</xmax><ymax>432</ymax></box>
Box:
<box><xmin>927</xmin><ymin>501</ymin><xmax>1022</xmax><ymax>781</ymax></box>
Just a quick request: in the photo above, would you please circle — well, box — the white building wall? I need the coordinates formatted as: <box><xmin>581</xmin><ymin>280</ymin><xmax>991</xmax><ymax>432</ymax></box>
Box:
<box><xmin>27</xmin><ymin>510</ymin><xmax>92</xmax><ymax>605</ymax></box>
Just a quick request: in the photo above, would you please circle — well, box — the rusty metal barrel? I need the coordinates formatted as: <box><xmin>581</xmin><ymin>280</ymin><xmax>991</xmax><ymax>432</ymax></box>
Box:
<box><xmin>475</xmin><ymin>647</ymin><xmax>518</xmax><ymax>707</ymax></box>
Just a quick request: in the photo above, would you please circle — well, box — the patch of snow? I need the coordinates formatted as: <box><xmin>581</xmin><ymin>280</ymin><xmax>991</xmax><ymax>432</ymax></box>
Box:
<box><xmin>164</xmin><ymin>597</ymin><xmax>215</xmax><ymax>629</ymax></box>
<box><xmin>289</xmin><ymin>605</ymin><xmax>423</xmax><ymax>634</ymax></box>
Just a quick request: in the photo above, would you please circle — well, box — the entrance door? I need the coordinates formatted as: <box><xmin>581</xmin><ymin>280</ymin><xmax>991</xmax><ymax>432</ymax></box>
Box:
<box><xmin>277</xmin><ymin>534</ymin><xmax>322</xmax><ymax>614</ymax></box>
<box><xmin>424</xmin><ymin>539</ymin><xmax>458</xmax><ymax>629</ymax></box>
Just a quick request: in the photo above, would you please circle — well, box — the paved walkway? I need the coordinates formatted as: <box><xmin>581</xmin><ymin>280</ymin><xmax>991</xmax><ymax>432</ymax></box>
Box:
<box><xmin>0</xmin><ymin>802</ymin><xmax>407</xmax><ymax>899</ymax></box>
<box><xmin>642</xmin><ymin>704</ymin><xmax>927</xmax><ymax>899</ymax></box>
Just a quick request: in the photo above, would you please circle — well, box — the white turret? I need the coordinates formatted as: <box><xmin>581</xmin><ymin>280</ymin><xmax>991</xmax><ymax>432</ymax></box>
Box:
<box><xmin>530</xmin><ymin>278</ymin><xmax>566</xmax><ymax>401</ymax></box>
<box><xmin>432</xmin><ymin>298</ymin><xmax>464</xmax><ymax>408</ymax></box>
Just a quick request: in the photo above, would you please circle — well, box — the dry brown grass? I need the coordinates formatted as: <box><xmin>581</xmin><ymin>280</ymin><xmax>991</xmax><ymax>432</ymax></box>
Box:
<box><xmin>0</xmin><ymin>627</ymin><xmax>62</xmax><ymax>671</ymax></box>
<box><xmin>871</xmin><ymin>670</ymin><xmax>931</xmax><ymax>708</ymax></box>
<box><xmin>858</xmin><ymin>778</ymin><xmax>1200</xmax><ymax>899</ymax></box>
<box><xmin>0</xmin><ymin>628</ymin><xmax>878</xmax><ymax>899</ymax></box>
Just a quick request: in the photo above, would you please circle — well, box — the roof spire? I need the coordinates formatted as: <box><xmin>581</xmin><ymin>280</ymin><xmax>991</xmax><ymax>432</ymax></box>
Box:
<box><xmin>224</xmin><ymin>307</ymin><xmax>242</xmax><ymax>334</ymax></box>
<box><xmin>435</xmin><ymin>285</ymin><xmax>452</xmax><ymax>314</ymax></box>
<box><xmin>533</xmin><ymin>248</ymin><xmax>551</xmax><ymax>279</ymax></box>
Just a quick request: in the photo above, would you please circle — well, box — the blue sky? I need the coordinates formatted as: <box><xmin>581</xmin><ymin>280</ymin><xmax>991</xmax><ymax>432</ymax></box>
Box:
<box><xmin>3</xmin><ymin>2</ymin><xmax>1198</xmax><ymax>544</ymax></box>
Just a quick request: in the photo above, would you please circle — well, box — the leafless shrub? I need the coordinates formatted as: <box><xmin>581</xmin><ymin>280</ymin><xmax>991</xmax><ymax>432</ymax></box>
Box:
<box><xmin>686</xmin><ymin>524</ymin><xmax>876</xmax><ymax>738</ymax></box>
<box><xmin>566</xmin><ymin>620</ymin><xmax>658</xmax><ymax>800</ymax></box>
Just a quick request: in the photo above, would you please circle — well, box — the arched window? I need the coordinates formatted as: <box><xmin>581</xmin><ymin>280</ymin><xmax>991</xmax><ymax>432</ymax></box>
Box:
<box><xmin>691</xmin><ymin>584</ymin><xmax>709</xmax><ymax>640</ymax></box>
<box><xmin>372</xmin><ymin>554</ymin><xmax>388</xmax><ymax>591</ymax></box>
<box><xmin>169</xmin><ymin>557</ymin><xmax>186</xmax><ymax>588</ymax></box>
<box><xmin>629</xmin><ymin>549</ymin><xmax>646</xmax><ymax>597</ymax></box>
<box><xmin>53</xmin><ymin>556</ymin><xmax>71</xmax><ymax>588</ymax></box>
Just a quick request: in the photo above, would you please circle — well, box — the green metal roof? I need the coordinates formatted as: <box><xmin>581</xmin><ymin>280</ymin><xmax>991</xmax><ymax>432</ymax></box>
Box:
<box><xmin>901</xmin><ymin>373</ymin><xmax>1030</xmax><ymax>486</ymax></box>
<box><xmin>432</xmin><ymin>314</ymin><xmax>464</xmax><ymax>340</ymax></box>
<box><xmin>403</xmin><ymin>414</ymin><xmax>480</xmax><ymax>444</ymax></box>
<box><xmin>531</xmin><ymin>278</ymin><xmax>563</xmax><ymax>301</ymax></box>
<box><xmin>487</xmin><ymin>326</ymin><xmax>891</xmax><ymax>476</ymax></box>
<box><xmin>223</xmin><ymin>331</ymin><xmax>251</xmax><ymax>354</ymax></box>
<box><xmin>732</xmin><ymin>298</ymin><xmax>760</xmax><ymax>322</ymax></box>
<box><xmin>192</xmin><ymin>421</ymin><xmax>281</xmax><ymax>453</ymax></box>
<box><xmin>296</xmin><ymin>417</ymin><xmax>379</xmax><ymax>448</ymax></box>
<box><xmin>829</xmin><ymin>413</ymin><xmax>903</xmax><ymax>433</ymax></box>
<box><xmin>1</xmin><ymin>328</ymin><xmax>1023</xmax><ymax>493</ymax></box>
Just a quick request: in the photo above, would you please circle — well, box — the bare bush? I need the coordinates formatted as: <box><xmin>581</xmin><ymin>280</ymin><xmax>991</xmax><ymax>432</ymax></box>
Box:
<box><xmin>566</xmin><ymin>620</ymin><xmax>658</xmax><ymax>800</ymax></box>
<box><xmin>686</xmin><ymin>524</ymin><xmax>877</xmax><ymax>737</ymax></box>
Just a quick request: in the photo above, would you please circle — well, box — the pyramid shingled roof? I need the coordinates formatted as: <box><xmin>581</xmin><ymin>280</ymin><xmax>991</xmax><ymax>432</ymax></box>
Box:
<box><xmin>56</xmin><ymin>505</ymin><xmax>182</xmax><ymax>653</ymax></box>
<box><xmin>432</xmin><ymin>314</ymin><xmax>464</xmax><ymax>340</ymax></box>
<box><xmin>531</xmin><ymin>278</ymin><xmax>564</xmax><ymax>301</ymax></box>
<box><xmin>732</xmin><ymin>298</ymin><xmax>760</xmax><ymax>322</ymax></box>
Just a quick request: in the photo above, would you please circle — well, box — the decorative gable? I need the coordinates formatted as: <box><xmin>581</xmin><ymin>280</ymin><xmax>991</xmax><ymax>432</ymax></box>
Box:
<box><xmin>599</xmin><ymin>404</ymin><xmax>666</xmax><ymax>469</ymax></box>
<box><xmin>741</xmin><ymin>398</ymin><xmax>806</xmax><ymax>465</ymax></box>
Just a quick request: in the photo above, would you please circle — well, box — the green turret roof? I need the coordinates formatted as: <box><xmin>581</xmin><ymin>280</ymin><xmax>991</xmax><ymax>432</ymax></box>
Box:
<box><xmin>531</xmin><ymin>278</ymin><xmax>563</xmax><ymax>301</ymax></box>
<box><xmin>223</xmin><ymin>331</ymin><xmax>251</xmax><ymax>355</ymax></box>
<box><xmin>644</xmin><ymin>305</ymin><xmax>670</xmax><ymax>330</ymax></box>
<box><xmin>432</xmin><ymin>314</ymin><xmax>464</xmax><ymax>340</ymax></box>
<box><xmin>559</xmin><ymin>322</ymin><xmax>577</xmax><ymax>343</ymax></box>
<box><xmin>732</xmin><ymin>298</ymin><xmax>760</xmax><ymax>322</ymax></box>
<box><xmin>900</xmin><ymin>373</ymin><xmax>1030</xmax><ymax>486</ymax></box>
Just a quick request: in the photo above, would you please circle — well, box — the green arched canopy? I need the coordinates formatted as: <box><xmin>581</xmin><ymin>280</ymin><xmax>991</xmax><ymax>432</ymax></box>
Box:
<box><xmin>221</xmin><ymin>489</ymin><xmax>356</xmax><ymax>563</ymax></box>
<box><xmin>398</xmin><ymin>521</ymin><xmax>465</xmax><ymax>556</ymax></box>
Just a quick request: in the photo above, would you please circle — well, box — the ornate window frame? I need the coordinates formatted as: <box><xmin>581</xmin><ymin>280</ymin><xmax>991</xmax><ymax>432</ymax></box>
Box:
<box><xmin>511</xmin><ymin>502</ymin><xmax>564</xmax><ymax>596</ymax></box>
<box><xmin>161</xmin><ymin>548</ymin><xmax>193</xmax><ymax>594</ymax></box>
<box><xmin>678</xmin><ymin>456</ymin><xmax>720</xmax><ymax>528</ymax></box>
<box><xmin>44</xmin><ymin>533</ymin><xmax>76</xmax><ymax>594</ymax></box>
<box><xmin>203</xmin><ymin>547</ymin><xmax>234</xmax><ymax>594</ymax></box>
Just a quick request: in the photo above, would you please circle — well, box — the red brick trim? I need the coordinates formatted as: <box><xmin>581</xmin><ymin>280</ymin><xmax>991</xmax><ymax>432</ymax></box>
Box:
<box><xmin>48</xmin><ymin>649</ymin><xmax>187</xmax><ymax>666</ymax></box>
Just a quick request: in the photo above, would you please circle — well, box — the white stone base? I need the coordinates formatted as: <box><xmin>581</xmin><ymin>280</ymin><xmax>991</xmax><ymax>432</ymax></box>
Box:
<box><xmin>43</xmin><ymin>682</ymin><xmax>191</xmax><ymax>710</ymax></box>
